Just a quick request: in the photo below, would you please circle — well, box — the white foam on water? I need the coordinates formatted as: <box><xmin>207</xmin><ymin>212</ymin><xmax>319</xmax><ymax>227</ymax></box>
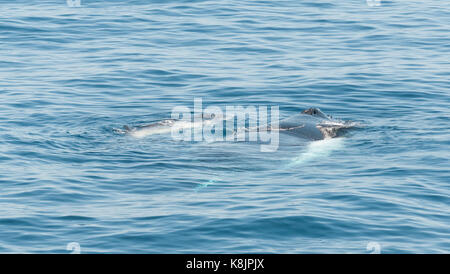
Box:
<box><xmin>194</xmin><ymin>179</ymin><xmax>216</xmax><ymax>192</ymax></box>
<box><xmin>289</xmin><ymin>137</ymin><xmax>345</xmax><ymax>166</ymax></box>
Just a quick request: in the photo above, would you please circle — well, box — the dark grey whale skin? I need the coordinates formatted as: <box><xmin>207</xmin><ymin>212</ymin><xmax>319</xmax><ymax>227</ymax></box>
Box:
<box><xmin>277</xmin><ymin>108</ymin><xmax>334</xmax><ymax>140</ymax></box>
<box><xmin>123</xmin><ymin>108</ymin><xmax>348</xmax><ymax>141</ymax></box>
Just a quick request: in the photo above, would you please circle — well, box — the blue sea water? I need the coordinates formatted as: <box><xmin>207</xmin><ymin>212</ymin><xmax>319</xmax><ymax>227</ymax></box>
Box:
<box><xmin>0</xmin><ymin>0</ymin><xmax>449</xmax><ymax>253</ymax></box>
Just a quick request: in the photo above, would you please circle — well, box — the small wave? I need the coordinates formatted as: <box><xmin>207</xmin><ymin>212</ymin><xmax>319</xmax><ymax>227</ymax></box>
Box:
<box><xmin>194</xmin><ymin>179</ymin><xmax>217</xmax><ymax>192</ymax></box>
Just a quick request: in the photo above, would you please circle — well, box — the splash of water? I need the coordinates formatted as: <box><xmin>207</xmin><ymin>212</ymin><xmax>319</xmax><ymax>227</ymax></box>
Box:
<box><xmin>194</xmin><ymin>179</ymin><xmax>217</xmax><ymax>192</ymax></box>
<box><xmin>317</xmin><ymin>120</ymin><xmax>359</xmax><ymax>139</ymax></box>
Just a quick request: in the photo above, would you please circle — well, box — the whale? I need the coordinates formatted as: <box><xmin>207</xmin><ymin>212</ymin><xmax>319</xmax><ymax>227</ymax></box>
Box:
<box><xmin>118</xmin><ymin>108</ymin><xmax>355</xmax><ymax>141</ymax></box>
<box><xmin>119</xmin><ymin>113</ymin><xmax>221</xmax><ymax>139</ymax></box>
<box><xmin>276</xmin><ymin>108</ymin><xmax>354</xmax><ymax>140</ymax></box>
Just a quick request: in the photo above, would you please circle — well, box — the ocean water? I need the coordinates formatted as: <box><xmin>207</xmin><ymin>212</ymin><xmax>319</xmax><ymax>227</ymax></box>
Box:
<box><xmin>0</xmin><ymin>0</ymin><xmax>449</xmax><ymax>253</ymax></box>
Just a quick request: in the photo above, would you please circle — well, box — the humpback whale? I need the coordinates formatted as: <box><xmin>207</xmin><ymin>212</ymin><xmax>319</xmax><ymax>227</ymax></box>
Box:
<box><xmin>119</xmin><ymin>108</ymin><xmax>354</xmax><ymax>141</ymax></box>
<box><xmin>276</xmin><ymin>108</ymin><xmax>353</xmax><ymax>140</ymax></box>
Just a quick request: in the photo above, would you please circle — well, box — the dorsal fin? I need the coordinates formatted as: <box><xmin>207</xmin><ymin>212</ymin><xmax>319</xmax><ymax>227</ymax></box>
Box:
<box><xmin>302</xmin><ymin>108</ymin><xmax>329</xmax><ymax>119</ymax></box>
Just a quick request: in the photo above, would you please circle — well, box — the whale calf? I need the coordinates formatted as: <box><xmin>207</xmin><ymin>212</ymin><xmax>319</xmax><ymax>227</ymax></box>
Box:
<box><xmin>119</xmin><ymin>108</ymin><xmax>355</xmax><ymax>141</ymax></box>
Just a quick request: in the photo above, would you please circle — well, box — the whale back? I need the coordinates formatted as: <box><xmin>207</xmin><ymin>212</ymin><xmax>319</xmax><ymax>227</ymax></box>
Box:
<box><xmin>279</xmin><ymin>113</ymin><xmax>326</xmax><ymax>140</ymax></box>
<box><xmin>121</xmin><ymin>107</ymin><xmax>355</xmax><ymax>141</ymax></box>
<box><xmin>279</xmin><ymin>108</ymin><xmax>352</xmax><ymax>140</ymax></box>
